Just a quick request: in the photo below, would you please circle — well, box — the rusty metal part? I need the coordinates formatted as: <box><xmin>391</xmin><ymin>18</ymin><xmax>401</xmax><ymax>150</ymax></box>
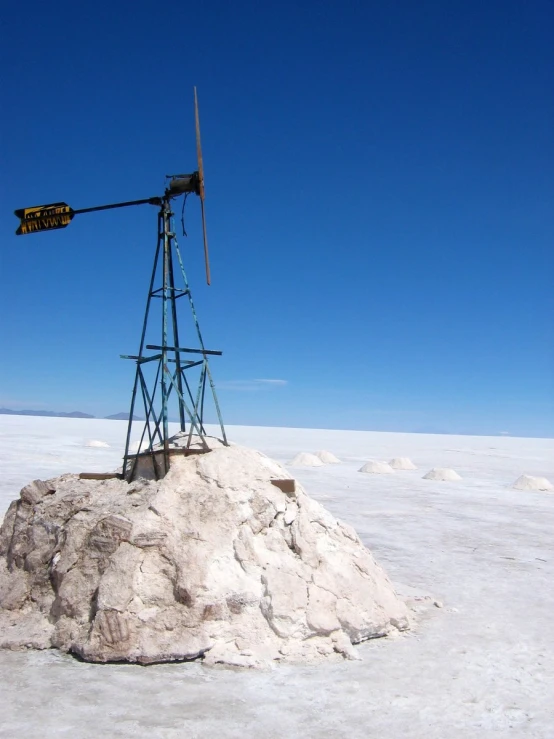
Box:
<box><xmin>271</xmin><ymin>479</ymin><xmax>296</xmax><ymax>494</ymax></box>
<box><xmin>79</xmin><ymin>472</ymin><xmax>124</xmax><ymax>480</ymax></box>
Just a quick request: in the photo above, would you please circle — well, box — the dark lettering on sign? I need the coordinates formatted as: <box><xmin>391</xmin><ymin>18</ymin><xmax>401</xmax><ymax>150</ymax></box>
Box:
<box><xmin>15</xmin><ymin>202</ymin><xmax>74</xmax><ymax>235</ymax></box>
<box><xmin>19</xmin><ymin>215</ymin><xmax>72</xmax><ymax>234</ymax></box>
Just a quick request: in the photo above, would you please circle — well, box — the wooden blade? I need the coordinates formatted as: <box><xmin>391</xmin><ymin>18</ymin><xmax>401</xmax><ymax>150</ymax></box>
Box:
<box><xmin>200</xmin><ymin>197</ymin><xmax>211</xmax><ymax>286</ymax></box>
<box><xmin>194</xmin><ymin>87</ymin><xmax>205</xmax><ymax>200</ymax></box>
<box><xmin>194</xmin><ymin>86</ymin><xmax>210</xmax><ymax>284</ymax></box>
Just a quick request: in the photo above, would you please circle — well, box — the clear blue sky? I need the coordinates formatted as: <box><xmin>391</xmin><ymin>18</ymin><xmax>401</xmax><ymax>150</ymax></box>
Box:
<box><xmin>1</xmin><ymin>0</ymin><xmax>552</xmax><ymax>436</ymax></box>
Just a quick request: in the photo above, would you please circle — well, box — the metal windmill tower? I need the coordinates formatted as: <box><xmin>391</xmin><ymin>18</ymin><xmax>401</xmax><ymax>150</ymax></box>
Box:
<box><xmin>14</xmin><ymin>88</ymin><xmax>227</xmax><ymax>482</ymax></box>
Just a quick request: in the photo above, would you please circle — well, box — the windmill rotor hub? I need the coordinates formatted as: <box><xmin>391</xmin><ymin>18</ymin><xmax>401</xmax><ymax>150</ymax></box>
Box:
<box><xmin>166</xmin><ymin>172</ymin><xmax>200</xmax><ymax>198</ymax></box>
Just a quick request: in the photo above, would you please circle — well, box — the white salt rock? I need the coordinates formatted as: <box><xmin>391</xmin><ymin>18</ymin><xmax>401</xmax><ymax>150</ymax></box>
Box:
<box><xmin>389</xmin><ymin>457</ymin><xmax>417</xmax><ymax>470</ymax></box>
<box><xmin>358</xmin><ymin>461</ymin><xmax>394</xmax><ymax>475</ymax></box>
<box><xmin>288</xmin><ymin>452</ymin><xmax>324</xmax><ymax>467</ymax></box>
<box><xmin>85</xmin><ymin>440</ymin><xmax>110</xmax><ymax>448</ymax></box>
<box><xmin>512</xmin><ymin>475</ymin><xmax>553</xmax><ymax>492</ymax></box>
<box><xmin>423</xmin><ymin>468</ymin><xmax>461</xmax><ymax>481</ymax></box>
<box><xmin>0</xmin><ymin>439</ymin><xmax>409</xmax><ymax>666</ymax></box>
<box><xmin>315</xmin><ymin>450</ymin><xmax>341</xmax><ymax>464</ymax></box>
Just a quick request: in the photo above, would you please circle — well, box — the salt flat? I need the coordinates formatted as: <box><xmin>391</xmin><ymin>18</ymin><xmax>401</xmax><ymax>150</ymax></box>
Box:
<box><xmin>0</xmin><ymin>415</ymin><xmax>553</xmax><ymax>738</ymax></box>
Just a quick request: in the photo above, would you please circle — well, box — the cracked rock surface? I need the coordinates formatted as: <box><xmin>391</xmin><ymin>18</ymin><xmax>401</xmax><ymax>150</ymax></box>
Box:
<box><xmin>0</xmin><ymin>440</ymin><xmax>409</xmax><ymax>667</ymax></box>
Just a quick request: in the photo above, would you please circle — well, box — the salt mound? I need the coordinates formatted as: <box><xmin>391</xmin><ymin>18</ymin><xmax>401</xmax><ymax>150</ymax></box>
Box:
<box><xmin>389</xmin><ymin>457</ymin><xmax>417</xmax><ymax>471</ymax></box>
<box><xmin>512</xmin><ymin>474</ymin><xmax>553</xmax><ymax>492</ymax></box>
<box><xmin>358</xmin><ymin>461</ymin><xmax>394</xmax><ymax>475</ymax></box>
<box><xmin>423</xmin><ymin>468</ymin><xmax>461</xmax><ymax>481</ymax></box>
<box><xmin>315</xmin><ymin>450</ymin><xmax>341</xmax><ymax>464</ymax></box>
<box><xmin>0</xmin><ymin>439</ymin><xmax>408</xmax><ymax>667</ymax></box>
<box><xmin>85</xmin><ymin>440</ymin><xmax>110</xmax><ymax>448</ymax></box>
<box><xmin>289</xmin><ymin>452</ymin><xmax>324</xmax><ymax>467</ymax></box>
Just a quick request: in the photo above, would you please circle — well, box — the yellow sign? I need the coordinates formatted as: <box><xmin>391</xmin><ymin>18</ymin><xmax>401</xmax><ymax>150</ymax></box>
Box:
<box><xmin>15</xmin><ymin>202</ymin><xmax>74</xmax><ymax>236</ymax></box>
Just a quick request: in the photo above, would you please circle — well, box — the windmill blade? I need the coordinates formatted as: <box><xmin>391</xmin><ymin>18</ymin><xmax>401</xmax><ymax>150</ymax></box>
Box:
<box><xmin>200</xmin><ymin>198</ymin><xmax>211</xmax><ymax>286</ymax></box>
<box><xmin>194</xmin><ymin>87</ymin><xmax>211</xmax><ymax>285</ymax></box>
<box><xmin>194</xmin><ymin>87</ymin><xmax>205</xmax><ymax>200</ymax></box>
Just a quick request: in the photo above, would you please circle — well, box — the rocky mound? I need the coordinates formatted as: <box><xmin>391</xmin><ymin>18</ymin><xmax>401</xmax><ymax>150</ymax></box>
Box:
<box><xmin>359</xmin><ymin>461</ymin><xmax>394</xmax><ymax>475</ymax></box>
<box><xmin>512</xmin><ymin>474</ymin><xmax>553</xmax><ymax>492</ymax></box>
<box><xmin>423</xmin><ymin>468</ymin><xmax>461</xmax><ymax>481</ymax></box>
<box><xmin>288</xmin><ymin>452</ymin><xmax>324</xmax><ymax>467</ymax></box>
<box><xmin>0</xmin><ymin>440</ymin><xmax>409</xmax><ymax>667</ymax></box>
<box><xmin>315</xmin><ymin>450</ymin><xmax>341</xmax><ymax>464</ymax></box>
<box><xmin>389</xmin><ymin>458</ymin><xmax>417</xmax><ymax>470</ymax></box>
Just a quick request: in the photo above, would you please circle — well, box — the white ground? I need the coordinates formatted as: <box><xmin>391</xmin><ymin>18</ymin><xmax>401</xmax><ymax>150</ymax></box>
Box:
<box><xmin>1</xmin><ymin>415</ymin><xmax>553</xmax><ymax>738</ymax></box>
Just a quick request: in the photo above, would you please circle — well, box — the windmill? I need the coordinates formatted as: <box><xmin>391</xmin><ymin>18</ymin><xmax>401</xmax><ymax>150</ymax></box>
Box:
<box><xmin>13</xmin><ymin>88</ymin><xmax>227</xmax><ymax>482</ymax></box>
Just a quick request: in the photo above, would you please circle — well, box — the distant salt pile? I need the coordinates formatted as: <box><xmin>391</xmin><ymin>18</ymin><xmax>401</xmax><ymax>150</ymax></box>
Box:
<box><xmin>423</xmin><ymin>468</ymin><xmax>461</xmax><ymax>481</ymax></box>
<box><xmin>85</xmin><ymin>440</ymin><xmax>110</xmax><ymax>448</ymax></box>
<box><xmin>512</xmin><ymin>475</ymin><xmax>553</xmax><ymax>492</ymax></box>
<box><xmin>389</xmin><ymin>457</ymin><xmax>417</xmax><ymax>470</ymax></box>
<box><xmin>315</xmin><ymin>450</ymin><xmax>341</xmax><ymax>464</ymax></box>
<box><xmin>289</xmin><ymin>452</ymin><xmax>324</xmax><ymax>467</ymax></box>
<box><xmin>359</xmin><ymin>461</ymin><xmax>394</xmax><ymax>475</ymax></box>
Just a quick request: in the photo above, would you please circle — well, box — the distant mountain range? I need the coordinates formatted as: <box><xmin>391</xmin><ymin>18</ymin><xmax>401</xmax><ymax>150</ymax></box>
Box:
<box><xmin>0</xmin><ymin>408</ymin><xmax>142</xmax><ymax>421</ymax></box>
<box><xmin>104</xmin><ymin>412</ymin><xmax>142</xmax><ymax>421</ymax></box>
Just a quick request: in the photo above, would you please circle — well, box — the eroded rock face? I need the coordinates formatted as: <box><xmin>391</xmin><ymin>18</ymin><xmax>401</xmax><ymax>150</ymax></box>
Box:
<box><xmin>0</xmin><ymin>442</ymin><xmax>409</xmax><ymax>667</ymax></box>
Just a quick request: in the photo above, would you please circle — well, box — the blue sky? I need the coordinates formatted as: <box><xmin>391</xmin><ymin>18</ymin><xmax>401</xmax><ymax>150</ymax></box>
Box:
<box><xmin>1</xmin><ymin>0</ymin><xmax>552</xmax><ymax>436</ymax></box>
